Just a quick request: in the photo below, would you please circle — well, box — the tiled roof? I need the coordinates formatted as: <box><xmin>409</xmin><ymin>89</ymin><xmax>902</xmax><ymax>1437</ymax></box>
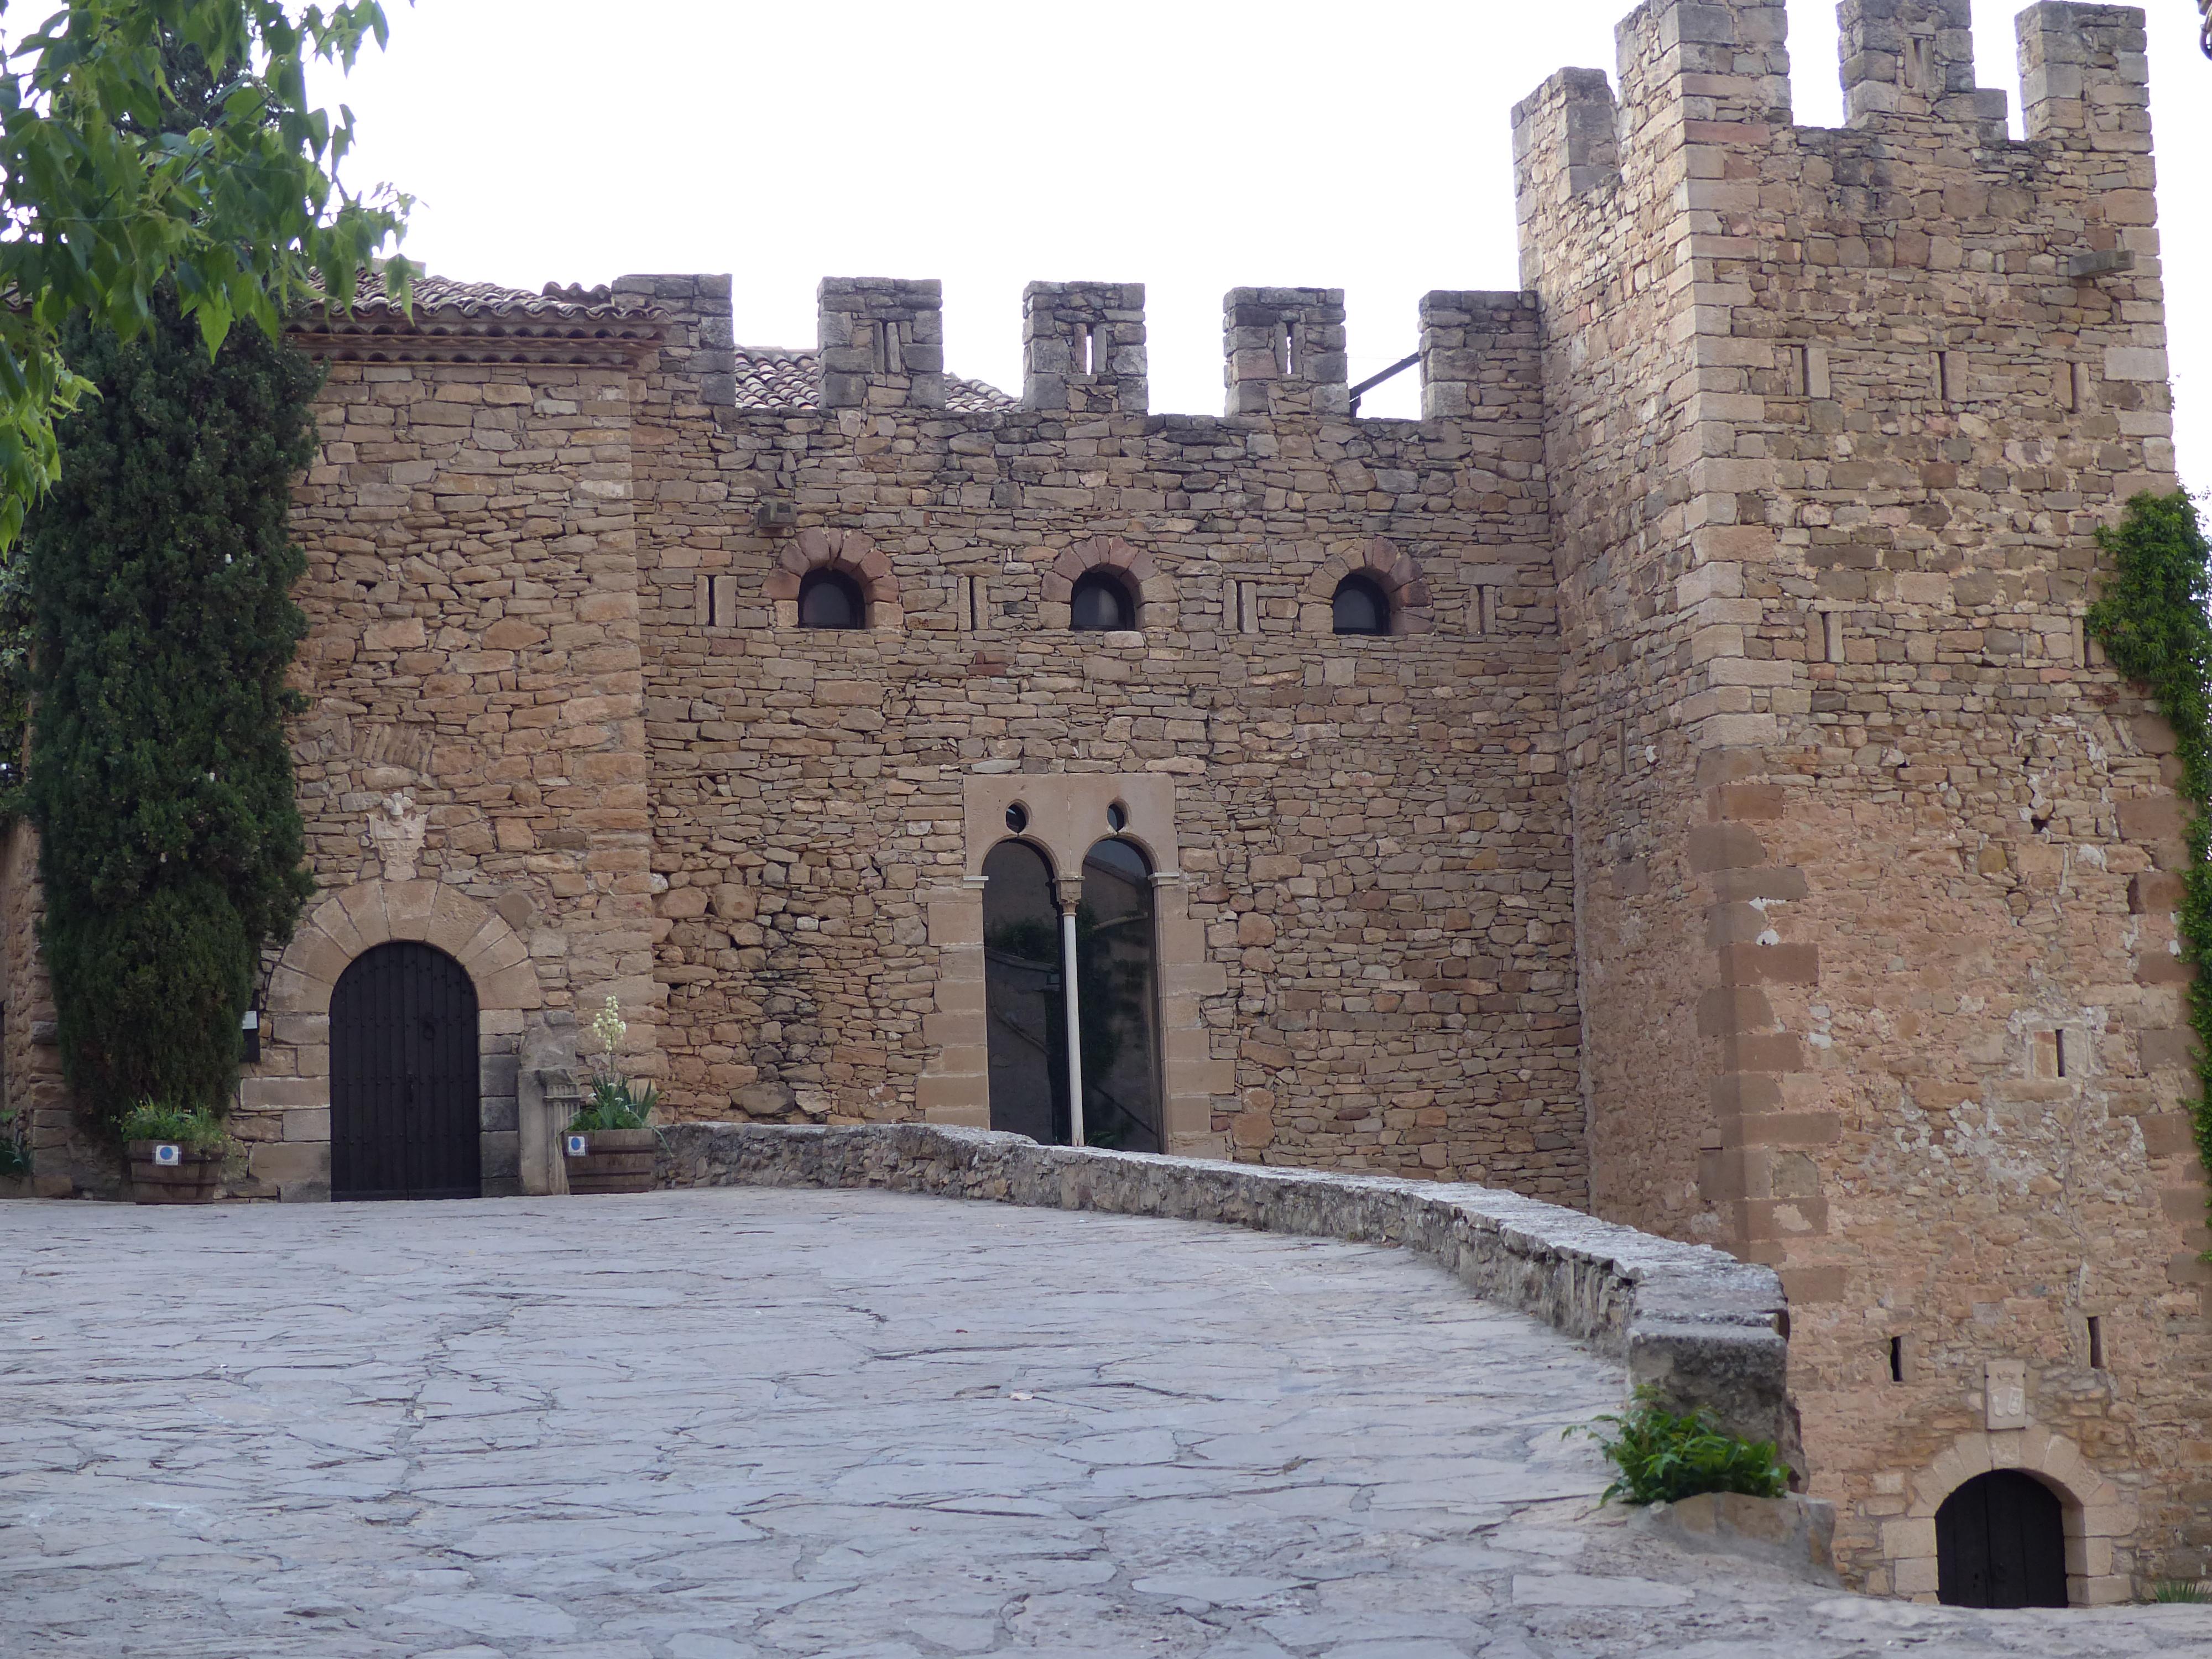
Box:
<box><xmin>292</xmin><ymin>273</ymin><xmax>668</xmax><ymax>364</ymax></box>
<box><xmin>338</xmin><ymin>273</ymin><xmax>667</xmax><ymax>322</ymax></box>
<box><xmin>732</xmin><ymin>346</ymin><xmax>1016</xmax><ymax>414</ymax></box>
<box><xmin>296</xmin><ymin>276</ymin><xmax>1016</xmax><ymax>405</ymax></box>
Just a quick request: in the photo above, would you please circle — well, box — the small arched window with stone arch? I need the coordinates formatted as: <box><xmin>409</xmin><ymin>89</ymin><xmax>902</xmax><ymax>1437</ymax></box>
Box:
<box><xmin>1301</xmin><ymin>538</ymin><xmax>1432</xmax><ymax>637</ymax></box>
<box><xmin>764</xmin><ymin>527</ymin><xmax>902</xmax><ymax>632</ymax></box>
<box><xmin>1070</xmin><ymin>569</ymin><xmax>1138</xmax><ymax>632</ymax></box>
<box><xmin>798</xmin><ymin>567</ymin><xmax>865</xmax><ymax>629</ymax></box>
<box><xmin>1331</xmin><ymin>572</ymin><xmax>1390</xmax><ymax>635</ymax></box>
<box><xmin>1042</xmin><ymin>536</ymin><xmax>1172</xmax><ymax>633</ymax></box>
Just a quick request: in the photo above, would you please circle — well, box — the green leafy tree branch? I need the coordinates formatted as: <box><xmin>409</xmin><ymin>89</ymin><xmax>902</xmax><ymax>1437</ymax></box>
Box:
<box><xmin>0</xmin><ymin>0</ymin><xmax>411</xmax><ymax>546</ymax></box>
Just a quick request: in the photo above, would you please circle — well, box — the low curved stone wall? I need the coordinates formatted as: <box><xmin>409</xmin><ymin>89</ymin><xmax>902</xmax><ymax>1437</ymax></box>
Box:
<box><xmin>654</xmin><ymin>1122</ymin><xmax>1796</xmax><ymax>1459</ymax></box>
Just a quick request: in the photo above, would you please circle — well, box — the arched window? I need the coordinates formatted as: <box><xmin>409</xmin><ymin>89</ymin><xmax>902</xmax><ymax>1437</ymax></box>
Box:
<box><xmin>798</xmin><ymin>568</ymin><xmax>865</xmax><ymax>629</ymax></box>
<box><xmin>1077</xmin><ymin>837</ymin><xmax>1162</xmax><ymax>1154</ymax></box>
<box><xmin>1936</xmin><ymin>1470</ymin><xmax>2067</xmax><ymax>1608</ymax></box>
<box><xmin>1070</xmin><ymin>570</ymin><xmax>1136</xmax><ymax>632</ymax></box>
<box><xmin>982</xmin><ymin>839</ymin><xmax>1070</xmax><ymax>1146</ymax></box>
<box><xmin>1332</xmin><ymin>573</ymin><xmax>1390</xmax><ymax>636</ymax></box>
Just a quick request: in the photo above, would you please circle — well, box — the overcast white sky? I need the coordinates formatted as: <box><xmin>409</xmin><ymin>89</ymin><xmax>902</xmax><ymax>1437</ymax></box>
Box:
<box><xmin>315</xmin><ymin>0</ymin><xmax>2206</xmax><ymax>487</ymax></box>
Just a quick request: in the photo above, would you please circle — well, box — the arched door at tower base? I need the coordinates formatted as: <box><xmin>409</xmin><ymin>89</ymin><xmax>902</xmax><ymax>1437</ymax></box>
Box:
<box><xmin>330</xmin><ymin>941</ymin><xmax>482</xmax><ymax>1202</ymax></box>
<box><xmin>1936</xmin><ymin>1470</ymin><xmax>2068</xmax><ymax>1609</ymax></box>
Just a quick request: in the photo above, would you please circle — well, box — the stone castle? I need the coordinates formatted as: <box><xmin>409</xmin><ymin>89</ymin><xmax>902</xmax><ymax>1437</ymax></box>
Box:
<box><xmin>1</xmin><ymin>0</ymin><xmax>2199</xmax><ymax>1607</ymax></box>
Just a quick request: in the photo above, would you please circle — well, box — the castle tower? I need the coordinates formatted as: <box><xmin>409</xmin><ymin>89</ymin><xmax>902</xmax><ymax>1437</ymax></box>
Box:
<box><xmin>1518</xmin><ymin>0</ymin><xmax>2201</xmax><ymax>1599</ymax></box>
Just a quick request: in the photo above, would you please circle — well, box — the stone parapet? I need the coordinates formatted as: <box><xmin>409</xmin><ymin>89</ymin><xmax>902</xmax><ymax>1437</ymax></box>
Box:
<box><xmin>1022</xmin><ymin>281</ymin><xmax>1146</xmax><ymax>415</ymax></box>
<box><xmin>653</xmin><ymin>1121</ymin><xmax>1794</xmax><ymax>1456</ymax></box>
<box><xmin>1417</xmin><ymin>290</ymin><xmax>1542</xmax><ymax>422</ymax></box>
<box><xmin>816</xmin><ymin>277</ymin><xmax>945</xmax><ymax>411</ymax></box>
<box><xmin>1222</xmin><ymin>287</ymin><xmax>1347</xmax><ymax>418</ymax></box>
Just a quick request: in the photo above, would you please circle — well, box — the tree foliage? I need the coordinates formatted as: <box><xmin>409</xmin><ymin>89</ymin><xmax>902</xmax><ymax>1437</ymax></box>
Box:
<box><xmin>22</xmin><ymin>286</ymin><xmax>318</xmax><ymax>1117</ymax></box>
<box><xmin>0</xmin><ymin>1</ymin><xmax>410</xmax><ymax>546</ymax></box>
<box><xmin>2085</xmin><ymin>491</ymin><xmax>2212</xmax><ymax>1249</ymax></box>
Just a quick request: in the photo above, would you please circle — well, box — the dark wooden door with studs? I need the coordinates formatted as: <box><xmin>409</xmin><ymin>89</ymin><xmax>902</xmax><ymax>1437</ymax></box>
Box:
<box><xmin>1936</xmin><ymin>1470</ymin><xmax>2068</xmax><ymax>1609</ymax></box>
<box><xmin>330</xmin><ymin>941</ymin><xmax>482</xmax><ymax>1202</ymax></box>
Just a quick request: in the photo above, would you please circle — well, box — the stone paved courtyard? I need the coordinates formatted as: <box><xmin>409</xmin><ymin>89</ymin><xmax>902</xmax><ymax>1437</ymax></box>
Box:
<box><xmin>3</xmin><ymin>1188</ymin><xmax>2208</xmax><ymax>1657</ymax></box>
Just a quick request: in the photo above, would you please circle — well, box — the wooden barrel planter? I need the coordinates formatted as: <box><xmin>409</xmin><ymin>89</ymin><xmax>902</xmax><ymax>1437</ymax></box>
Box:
<box><xmin>127</xmin><ymin>1141</ymin><xmax>223</xmax><ymax>1205</ymax></box>
<box><xmin>564</xmin><ymin>1128</ymin><xmax>658</xmax><ymax>1195</ymax></box>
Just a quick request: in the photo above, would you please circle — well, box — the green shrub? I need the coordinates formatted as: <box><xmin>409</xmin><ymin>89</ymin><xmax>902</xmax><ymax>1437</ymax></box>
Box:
<box><xmin>2152</xmin><ymin>1579</ymin><xmax>2210</xmax><ymax>1604</ymax></box>
<box><xmin>567</xmin><ymin>1076</ymin><xmax>659</xmax><ymax>1134</ymax></box>
<box><xmin>117</xmin><ymin>1100</ymin><xmax>227</xmax><ymax>1151</ymax></box>
<box><xmin>1569</xmin><ymin>1388</ymin><xmax>1791</xmax><ymax>1506</ymax></box>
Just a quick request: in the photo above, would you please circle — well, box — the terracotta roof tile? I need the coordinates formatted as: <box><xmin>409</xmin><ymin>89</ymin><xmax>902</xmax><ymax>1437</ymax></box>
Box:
<box><xmin>731</xmin><ymin>346</ymin><xmax>1015</xmax><ymax>414</ymax></box>
<box><xmin>337</xmin><ymin>272</ymin><xmax>667</xmax><ymax>322</ymax></box>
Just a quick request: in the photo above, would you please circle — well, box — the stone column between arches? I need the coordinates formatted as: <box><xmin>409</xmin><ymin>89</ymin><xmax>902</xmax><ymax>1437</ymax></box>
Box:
<box><xmin>1884</xmin><ymin>1426</ymin><xmax>2135</xmax><ymax>1606</ymax></box>
<box><xmin>238</xmin><ymin>879</ymin><xmax>545</xmax><ymax>1202</ymax></box>
<box><xmin>919</xmin><ymin>775</ymin><xmax>1229</xmax><ymax>1156</ymax></box>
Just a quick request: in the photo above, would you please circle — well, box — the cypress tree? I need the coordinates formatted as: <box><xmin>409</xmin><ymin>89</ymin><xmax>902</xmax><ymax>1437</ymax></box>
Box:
<box><xmin>20</xmin><ymin>291</ymin><xmax>319</xmax><ymax>1119</ymax></box>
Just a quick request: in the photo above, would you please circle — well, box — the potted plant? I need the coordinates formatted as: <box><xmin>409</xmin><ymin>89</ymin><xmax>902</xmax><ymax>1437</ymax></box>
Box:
<box><xmin>564</xmin><ymin>998</ymin><xmax>660</xmax><ymax>1196</ymax></box>
<box><xmin>121</xmin><ymin>1101</ymin><xmax>228</xmax><ymax>1204</ymax></box>
<box><xmin>0</xmin><ymin>1107</ymin><xmax>30</xmax><ymax>1196</ymax></box>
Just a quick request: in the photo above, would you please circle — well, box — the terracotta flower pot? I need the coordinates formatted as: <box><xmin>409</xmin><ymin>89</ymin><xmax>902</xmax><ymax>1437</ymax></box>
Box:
<box><xmin>127</xmin><ymin>1140</ymin><xmax>223</xmax><ymax>1205</ymax></box>
<box><xmin>564</xmin><ymin>1127</ymin><xmax>658</xmax><ymax>1195</ymax></box>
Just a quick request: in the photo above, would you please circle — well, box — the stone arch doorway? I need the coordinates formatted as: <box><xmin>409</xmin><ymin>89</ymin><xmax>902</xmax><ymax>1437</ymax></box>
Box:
<box><xmin>1890</xmin><ymin>1426</ymin><xmax>2127</xmax><ymax>1605</ymax></box>
<box><xmin>330</xmin><ymin>941</ymin><xmax>482</xmax><ymax>1202</ymax></box>
<box><xmin>1936</xmin><ymin>1470</ymin><xmax>2068</xmax><ymax>1608</ymax></box>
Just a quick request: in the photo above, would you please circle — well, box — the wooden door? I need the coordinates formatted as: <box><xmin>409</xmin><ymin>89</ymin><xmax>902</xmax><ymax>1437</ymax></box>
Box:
<box><xmin>1936</xmin><ymin>1470</ymin><xmax>2068</xmax><ymax>1608</ymax></box>
<box><xmin>330</xmin><ymin>941</ymin><xmax>481</xmax><ymax>1201</ymax></box>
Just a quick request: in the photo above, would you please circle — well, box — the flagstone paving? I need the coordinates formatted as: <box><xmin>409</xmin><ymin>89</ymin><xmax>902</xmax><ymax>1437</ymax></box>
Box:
<box><xmin>2</xmin><ymin>1187</ymin><xmax>2206</xmax><ymax>1656</ymax></box>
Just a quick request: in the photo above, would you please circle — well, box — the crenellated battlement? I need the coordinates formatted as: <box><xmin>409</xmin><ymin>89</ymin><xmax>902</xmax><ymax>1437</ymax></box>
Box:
<box><xmin>1514</xmin><ymin>0</ymin><xmax>2152</xmax><ymax>211</ymax></box>
<box><xmin>1021</xmin><ymin>281</ymin><xmax>1147</xmax><ymax>416</ymax></box>
<box><xmin>816</xmin><ymin>277</ymin><xmax>947</xmax><ymax>412</ymax></box>
<box><xmin>734</xmin><ymin>278</ymin><xmax>1547</xmax><ymax>424</ymax></box>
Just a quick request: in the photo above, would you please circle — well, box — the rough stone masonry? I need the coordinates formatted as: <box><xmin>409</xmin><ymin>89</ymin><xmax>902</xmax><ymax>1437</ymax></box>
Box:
<box><xmin>0</xmin><ymin>0</ymin><xmax>2199</xmax><ymax>1609</ymax></box>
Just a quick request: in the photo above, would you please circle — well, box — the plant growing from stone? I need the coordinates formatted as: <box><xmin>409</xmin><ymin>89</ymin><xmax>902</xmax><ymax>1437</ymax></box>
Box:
<box><xmin>569</xmin><ymin>995</ymin><xmax>658</xmax><ymax>1132</ymax></box>
<box><xmin>1568</xmin><ymin>1387</ymin><xmax>1790</xmax><ymax>1506</ymax></box>
<box><xmin>2085</xmin><ymin>491</ymin><xmax>2212</xmax><ymax>1253</ymax></box>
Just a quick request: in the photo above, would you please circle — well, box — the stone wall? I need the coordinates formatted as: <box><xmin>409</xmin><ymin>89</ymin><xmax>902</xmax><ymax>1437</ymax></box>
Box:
<box><xmin>239</xmin><ymin>307</ymin><xmax>666</xmax><ymax>1196</ymax></box>
<box><xmin>0</xmin><ymin>822</ymin><xmax>76</xmax><ymax>1196</ymax></box>
<box><xmin>1515</xmin><ymin>0</ymin><xmax>2203</xmax><ymax>1595</ymax></box>
<box><xmin>630</xmin><ymin>275</ymin><xmax>1588</xmax><ymax>1198</ymax></box>
<box><xmin>653</xmin><ymin>1120</ymin><xmax>1793</xmax><ymax>1453</ymax></box>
